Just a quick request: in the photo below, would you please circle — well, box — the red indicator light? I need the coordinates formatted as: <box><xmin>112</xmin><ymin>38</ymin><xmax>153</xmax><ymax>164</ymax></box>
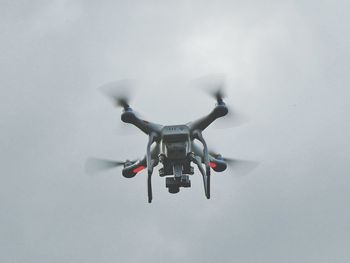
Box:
<box><xmin>133</xmin><ymin>165</ymin><xmax>145</xmax><ymax>174</ymax></box>
<box><xmin>209</xmin><ymin>162</ymin><xmax>217</xmax><ymax>168</ymax></box>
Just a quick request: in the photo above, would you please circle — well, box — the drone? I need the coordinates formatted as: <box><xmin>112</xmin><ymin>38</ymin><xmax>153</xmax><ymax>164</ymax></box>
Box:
<box><xmin>86</xmin><ymin>79</ymin><xmax>258</xmax><ymax>203</ymax></box>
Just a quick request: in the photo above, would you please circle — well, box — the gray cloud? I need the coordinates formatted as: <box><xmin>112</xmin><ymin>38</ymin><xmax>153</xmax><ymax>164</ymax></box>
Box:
<box><xmin>1</xmin><ymin>0</ymin><xmax>349</xmax><ymax>262</ymax></box>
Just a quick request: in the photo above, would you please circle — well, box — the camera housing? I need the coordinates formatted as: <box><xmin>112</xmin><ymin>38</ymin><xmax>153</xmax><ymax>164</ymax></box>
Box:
<box><xmin>166</xmin><ymin>176</ymin><xmax>191</xmax><ymax>194</ymax></box>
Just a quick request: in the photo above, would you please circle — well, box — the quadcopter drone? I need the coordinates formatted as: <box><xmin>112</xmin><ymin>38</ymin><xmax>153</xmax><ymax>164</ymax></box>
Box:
<box><xmin>86</xmin><ymin>80</ymin><xmax>257</xmax><ymax>203</ymax></box>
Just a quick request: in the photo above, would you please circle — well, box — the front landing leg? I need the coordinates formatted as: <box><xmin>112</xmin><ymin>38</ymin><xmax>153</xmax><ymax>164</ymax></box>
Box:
<box><xmin>147</xmin><ymin>159</ymin><xmax>158</xmax><ymax>203</ymax></box>
<box><xmin>192</xmin><ymin>131</ymin><xmax>211</xmax><ymax>199</ymax></box>
<box><xmin>146</xmin><ymin>133</ymin><xmax>157</xmax><ymax>203</ymax></box>
<box><xmin>190</xmin><ymin>153</ymin><xmax>210</xmax><ymax>199</ymax></box>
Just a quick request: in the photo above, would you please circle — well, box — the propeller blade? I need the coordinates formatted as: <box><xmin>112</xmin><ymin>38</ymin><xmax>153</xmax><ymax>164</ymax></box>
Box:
<box><xmin>213</xmin><ymin>105</ymin><xmax>248</xmax><ymax>129</ymax></box>
<box><xmin>99</xmin><ymin>79</ymin><xmax>135</xmax><ymax>109</ymax></box>
<box><xmin>193</xmin><ymin>74</ymin><xmax>227</xmax><ymax>102</ymax></box>
<box><xmin>225</xmin><ymin>158</ymin><xmax>259</xmax><ymax>176</ymax></box>
<box><xmin>192</xmin><ymin>75</ymin><xmax>247</xmax><ymax>129</ymax></box>
<box><xmin>209</xmin><ymin>150</ymin><xmax>259</xmax><ymax>176</ymax></box>
<box><xmin>208</xmin><ymin>84</ymin><xmax>226</xmax><ymax>102</ymax></box>
<box><xmin>85</xmin><ymin>157</ymin><xmax>125</xmax><ymax>175</ymax></box>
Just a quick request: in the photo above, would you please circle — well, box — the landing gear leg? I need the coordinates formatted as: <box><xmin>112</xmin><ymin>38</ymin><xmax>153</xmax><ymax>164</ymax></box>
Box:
<box><xmin>190</xmin><ymin>153</ymin><xmax>210</xmax><ymax>199</ymax></box>
<box><xmin>148</xmin><ymin>170</ymin><xmax>152</xmax><ymax>203</ymax></box>
<box><xmin>146</xmin><ymin>133</ymin><xmax>157</xmax><ymax>203</ymax></box>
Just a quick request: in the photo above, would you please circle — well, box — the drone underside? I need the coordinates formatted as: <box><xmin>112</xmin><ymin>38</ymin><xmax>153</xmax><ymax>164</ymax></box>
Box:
<box><xmin>121</xmin><ymin>128</ymin><xmax>228</xmax><ymax>197</ymax></box>
<box><xmin>86</xmin><ymin>79</ymin><xmax>258</xmax><ymax>203</ymax></box>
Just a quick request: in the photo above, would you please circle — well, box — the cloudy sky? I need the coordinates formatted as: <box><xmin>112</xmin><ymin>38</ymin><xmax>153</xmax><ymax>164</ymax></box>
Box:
<box><xmin>1</xmin><ymin>0</ymin><xmax>350</xmax><ymax>262</ymax></box>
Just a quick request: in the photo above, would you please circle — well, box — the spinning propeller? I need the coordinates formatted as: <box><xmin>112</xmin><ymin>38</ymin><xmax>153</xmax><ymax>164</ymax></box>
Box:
<box><xmin>85</xmin><ymin>157</ymin><xmax>134</xmax><ymax>175</ymax></box>
<box><xmin>99</xmin><ymin>80</ymin><xmax>145</xmax><ymax>135</ymax></box>
<box><xmin>194</xmin><ymin>75</ymin><xmax>247</xmax><ymax>128</ymax></box>
<box><xmin>209</xmin><ymin>150</ymin><xmax>259</xmax><ymax>176</ymax></box>
<box><xmin>99</xmin><ymin>80</ymin><xmax>134</xmax><ymax>110</ymax></box>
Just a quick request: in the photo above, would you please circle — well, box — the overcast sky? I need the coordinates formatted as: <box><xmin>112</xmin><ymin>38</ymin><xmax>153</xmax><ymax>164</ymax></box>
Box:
<box><xmin>1</xmin><ymin>0</ymin><xmax>350</xmax><ymax>262</ymax></box>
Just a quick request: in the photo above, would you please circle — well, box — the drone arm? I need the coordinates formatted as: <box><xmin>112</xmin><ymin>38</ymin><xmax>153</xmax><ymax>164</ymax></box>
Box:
<box><xmin>121</xmin><ymin>109</ymin><xmax>162</xmax><ymax>135</ymax></box>
<box><xmin>189</xmin><ymin>104</ymin><xmax>228</xmax><ymax>132</ymax></box>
